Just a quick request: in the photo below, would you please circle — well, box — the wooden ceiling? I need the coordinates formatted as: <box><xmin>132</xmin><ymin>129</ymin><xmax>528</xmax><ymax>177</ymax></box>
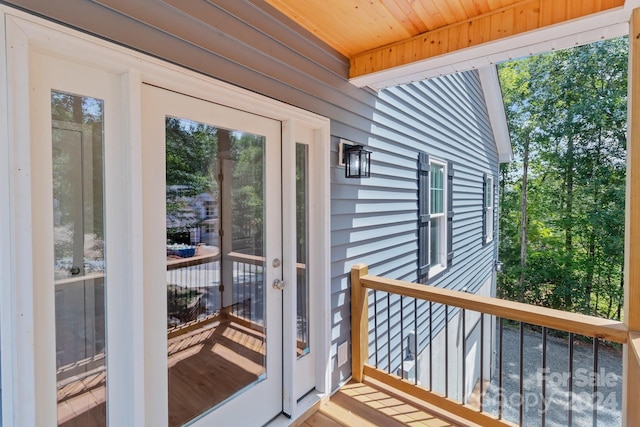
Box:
<box><xmin>265</xmin><ymin>0</ymin><xmax>625</xmax><ymax>80</ymax></box>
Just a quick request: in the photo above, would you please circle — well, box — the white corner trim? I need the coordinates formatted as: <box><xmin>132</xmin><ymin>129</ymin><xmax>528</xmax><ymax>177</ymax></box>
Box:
<box><xmin>351</xmin><ymin>6</ymin><xmax>630</xmax><ymax>90</ymax></box>
<box><xmin>478</xmin><ymin>66</ymin><xmax>512</xmax><ymax>164</ymax></box>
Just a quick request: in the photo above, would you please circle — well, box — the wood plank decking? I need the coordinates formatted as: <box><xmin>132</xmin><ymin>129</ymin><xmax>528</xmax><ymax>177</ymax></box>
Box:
<box><xmin>295</xmin><ymin>379</ymin><xmax>479</xmax><ymax>427</ymax></box>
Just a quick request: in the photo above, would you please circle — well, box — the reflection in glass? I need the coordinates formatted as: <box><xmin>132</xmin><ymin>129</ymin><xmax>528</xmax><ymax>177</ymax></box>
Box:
<box><xmin>52</xmin><ymin>91</ymin><xmax>106</xmax><ymax>426</ymax></box>
<box><xmin>296</xmin><ymin>144</ymin><xmax>310</xmax><ymax>357</ymax></box>
<box><xmin>165</xmin><ymin>117</ymin><xmax>266</xmax><ymax>426</ymax></box>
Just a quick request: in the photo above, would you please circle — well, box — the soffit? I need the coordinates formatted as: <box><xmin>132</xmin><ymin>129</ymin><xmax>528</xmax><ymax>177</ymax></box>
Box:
<box><xmin>265</xmin><ymin>0</ymin><xmax>633</xmax><ymax>89</ymax></box>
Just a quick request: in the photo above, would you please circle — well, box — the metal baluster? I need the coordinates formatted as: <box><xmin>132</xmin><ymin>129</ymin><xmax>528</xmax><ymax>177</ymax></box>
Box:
<box><xmin>374</xmin><ymin>290</ymin><xmax>379</xmax><ymax>367</ymax></box>
<box><xmin>593</xmin><ymin>337</ymin><xmax>599</xmax><ymax>427</ymax></box>
<box><xmin>461</xmin><ymin>308</ymin><xmax>466</xmax><ymax>405</ymax></box>
<box><xmin>429</xmin><ymin>300</ymin><xmax>433</xmax><ymax>390</ymax></box>
<box><xmin>445</xmin><ymin>305</ymin><xmax>449</xmax><ymax>398</ymax></box>
<box><xmin>415</xmin><ymin>298</ymin><xmax>419</xmax><ymax>386</ymax></box>
<box><xmin>569</xmin><ymin>332</ymin><xmax>574</xmax><ymax>427</ymax></box>
<box><xmin>480</xmin><ymin>313</ymin><xmax>484</xmax><ymax>413</ymax></box>
<box><xmin>519</xmin><ymin>322</ymin><xmax>524</xmax><ymax>426</ymax></box>
<box><xmin>542</xmin><ymin>326</ymin><xmax>548</xmax><ymax>427</ymax></box>
<box><xmin>400</xmin><ymin>295</ymin><xmax>404</xmax><ymax>379</ymax></box>
<box><xmin>498</xmin><ymin>317</ymin><xmax>504</xmax><ymax>420</ymax></box>
<box><xmin>387</xmin><ymin>292</ymin><xmax>391</xmax><ymax>373</ymax></box>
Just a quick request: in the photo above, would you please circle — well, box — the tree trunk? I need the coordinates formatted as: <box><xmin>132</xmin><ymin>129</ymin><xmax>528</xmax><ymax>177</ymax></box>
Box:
<box><xmin>518</xmin><ymin>136</ymin><xmax>530</xmax><ymax>303</ymax></box>
<box><xmin>565</xmin><ymin>134</ymin><xmax>574</xmax><ymax>252</ymax></box>
<box><xmin>564</xmin><ymin>129</ymin><xmax>575</xmax><ymax>310</ymax></box>
<box><xmin>617</xmin><ymin>262</ymin><xmax>624</xmax><ymax>320</ymax></box>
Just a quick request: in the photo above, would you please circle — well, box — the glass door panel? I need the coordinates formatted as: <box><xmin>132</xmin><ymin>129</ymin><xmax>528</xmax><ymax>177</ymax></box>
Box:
<box><xmin>52</xmin><ymin>91</ymin><xmax>107</xmax><ymax>426</ymax></box>
<box><xmin>165</xmin><ymin>117</ymin><xmax>268</xmax><ymax>426</ymax></box>
<box><xmin>296</xmin><ymin>143</ymin><xmax>310</xmax><ymax>358</ymax></box>
<box><xmin>144</xmin><ymin>83</ymin><xmax>283</xmax><ymax>426</ymax></box>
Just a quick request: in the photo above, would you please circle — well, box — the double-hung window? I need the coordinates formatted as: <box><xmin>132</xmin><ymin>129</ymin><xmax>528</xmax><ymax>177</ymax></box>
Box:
<box><xmin>429</xmin><ymin>161</ymin><xmax>446</xmax><ymax>269</ymax></box>
<box><xmin>483</xmin><ymin>174</ymin><xmax>494</xmax><ymax>244</ymax></box>
<box><xmin>418</xmin><ymin>153</ymin><xmax>454</xmax><ymax>283</ymax></box>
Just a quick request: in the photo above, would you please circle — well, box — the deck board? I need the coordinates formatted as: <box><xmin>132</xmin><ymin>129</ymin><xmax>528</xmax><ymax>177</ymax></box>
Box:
<box><xmin>297</xmin><ymin>379</ymin><xmax>477</xmax><ymax>427</ymax></box>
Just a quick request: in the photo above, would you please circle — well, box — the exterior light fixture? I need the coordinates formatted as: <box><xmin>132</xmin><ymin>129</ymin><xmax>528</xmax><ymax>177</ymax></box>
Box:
<box><xmin>494</xmin><ymin>260</ymin><xmax>504</xmax><ymax>273</ymax></box>
<box><xmin>339</xmin><ymin>139</ymin><xmax>371</xmax><ymax>178</ymax></box>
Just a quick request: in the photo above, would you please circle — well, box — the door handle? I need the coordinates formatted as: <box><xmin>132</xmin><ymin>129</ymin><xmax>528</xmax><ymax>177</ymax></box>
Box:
<box><xmin>70</xmin><ymin>266</ymin><xmax>81</xmax><ymax>275</ymax></box>
<box><xmin>272</xmin><ymin>278</ymin><xmax>284</xmax><ymax>290</ymax></box>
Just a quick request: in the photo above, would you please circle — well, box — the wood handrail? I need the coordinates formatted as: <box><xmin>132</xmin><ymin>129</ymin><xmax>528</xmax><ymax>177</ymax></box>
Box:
<box><xmin>356</xmin><ymin>266</ymin><xmax>627</xmax><ymax>344</ymax></box>
<box><xmin>350</xmin><ymin>262</ymin><xmax>634</xmax><ymax>427</ymax></box>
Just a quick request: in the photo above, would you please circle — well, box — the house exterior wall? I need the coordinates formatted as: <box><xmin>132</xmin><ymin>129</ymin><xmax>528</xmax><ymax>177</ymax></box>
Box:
<box><xmin>1</xmin><ymin>0</ymin><xmax>501</xmax><ymax>392</ymax></box>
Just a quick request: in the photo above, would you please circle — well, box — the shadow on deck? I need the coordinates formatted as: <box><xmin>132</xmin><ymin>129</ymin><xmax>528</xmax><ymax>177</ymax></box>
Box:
<box><xmin>295</xmin><ymin>378</ymin><xmax>480</xmax><ymax>427</ymax></box>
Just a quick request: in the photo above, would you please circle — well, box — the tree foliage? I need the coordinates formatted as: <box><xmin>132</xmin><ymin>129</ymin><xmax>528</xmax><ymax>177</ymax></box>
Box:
<box><xmin>497</xmin><ymin>37</ymin><xmax>627</xmax><ymax>318</ymax></box>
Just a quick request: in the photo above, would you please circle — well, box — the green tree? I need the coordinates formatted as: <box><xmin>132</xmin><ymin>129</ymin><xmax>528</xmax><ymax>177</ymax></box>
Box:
<box><xmin>497</xmin><ymin>37</ymin><xmax>627</xmax><ymax>318</ymax></box>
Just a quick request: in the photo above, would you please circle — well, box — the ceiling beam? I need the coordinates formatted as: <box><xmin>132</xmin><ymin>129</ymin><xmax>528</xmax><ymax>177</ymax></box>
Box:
<box><xmin>350</xmin><ymin>0</ymin><xmax>624</xmax><ymax>80</ymax></box>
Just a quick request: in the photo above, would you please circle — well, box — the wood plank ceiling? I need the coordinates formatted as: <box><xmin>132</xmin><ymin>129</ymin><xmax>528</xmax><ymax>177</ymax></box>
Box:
<box><xmin>265</xmin><ymin>0</ymin><xmax>625</xmax><ymax>81</ymax></box>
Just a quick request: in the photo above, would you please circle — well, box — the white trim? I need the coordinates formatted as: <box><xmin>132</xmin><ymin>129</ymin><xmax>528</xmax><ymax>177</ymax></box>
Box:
<box><xmin>351</xmin><ymin>6</ymin><xmax>630</xmax><ymax>90</ymax></box>
<box><xmin>0</xmin><ymin>11</ymin><xmax>16</xmax><ymax>427</ymax></box>
<box><xmin>4</xmin><ymin>15</ymin><xmax>38</xmax><ymax>426</ymax></box>
<box><xmin>478</xmin><ymin>66</ymin><xmax>513</xmax><ymax>163</ymax></box>
<box><xmin>1</xmin><ymin>5</ymin><xmax>332</xmax><ymax>425</ymax></box>
<box><xmin>107</xmin><ymin>70</ymin><xmax>146</xmax><ymax>426</ymax></box>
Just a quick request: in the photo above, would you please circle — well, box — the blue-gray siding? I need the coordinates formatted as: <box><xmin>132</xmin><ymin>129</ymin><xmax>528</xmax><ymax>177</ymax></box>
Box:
<box><xmin>4</xmin><ymin>0</ymin><xmax>500</xmax><ymax>390</ymax></box>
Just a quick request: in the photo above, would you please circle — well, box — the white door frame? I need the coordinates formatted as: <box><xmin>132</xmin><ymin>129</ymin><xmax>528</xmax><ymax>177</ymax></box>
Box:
<box><xmin>1</xmin><ymin>6</ymin><xmax>331</xmax><ymax>426</ymax></box>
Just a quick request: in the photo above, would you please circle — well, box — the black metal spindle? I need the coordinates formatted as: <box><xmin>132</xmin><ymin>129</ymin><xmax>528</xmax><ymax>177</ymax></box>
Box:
<box><xmin>374</xmin><ymin>290</ymin><xmax>379</xmax><ymax>367</ymax></box>
<box><xmin>400</xmin><ymin>296</ymin><xmax>404</xmax><ymax>379</ymax></box>
<box><xmin>568</xmin><ymin>332</ymin><xmax>574</xmax><ymax>427</ymax></box>
<box><xmin>429</xmin><ymin>300</ymin><xmax>433</xmax><ymax>390</ymax></box>
<box><xmin>480</xmin><ymin>313</ymin><xmax>484</xmax><ymax>412</ymax></box>
<box><xmin>461</xmin><ymin>308</ymin><xmax>466</xmax><ymax>405</ymax></box>
<box><xmin>445</xmin><ymin>305</ymin><xmax>449</xmax><ymax>398</ymax></box>
<box><xmin>542</xmin><ymin>326</ymin><xmax>548</xmax><ymax>427</ymax></box>
<box><xmin>519</xmin><ymin>322</ymin><xmax>524</xmax><ymax>427</ymax></box>
<box><xmin>498</xmin><ymin>317</ymin><xmax>504</xmax><ymax>420</ymax></box>
<box><xmin>415</xmin><ymin>298</ymin><xmax>419</xmax><ymax>386</ymax></box>
<box><xmin>387</xmin><ymin>292</ymin><xmax>391</xmax><ymax>373</ymax></box>
<box><xmin>593</xmin><ymin>337</ymin><xmax>599</xmax><ymax>427</ymax></box>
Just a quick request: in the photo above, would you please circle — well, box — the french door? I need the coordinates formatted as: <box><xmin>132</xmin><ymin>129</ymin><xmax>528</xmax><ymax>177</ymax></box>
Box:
<box><xmin>6</xmin><ymin>12</ymin><xmax>330</xmax><ymax>425</ymax></box>
<box><xmin>142</xmin><ymin>84</ymin><xmax>283</xmax><ymax>426</ymax></box>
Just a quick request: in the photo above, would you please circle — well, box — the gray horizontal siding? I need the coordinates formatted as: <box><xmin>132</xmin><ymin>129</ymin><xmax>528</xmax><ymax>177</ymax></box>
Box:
<box><xmin>5</xmin><ymin>0</ymin><xmax>501</xmax><ymax>391</ymax></box>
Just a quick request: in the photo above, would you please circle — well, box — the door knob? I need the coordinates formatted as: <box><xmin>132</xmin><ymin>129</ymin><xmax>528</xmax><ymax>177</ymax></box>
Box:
<box><xmin>272</xmin><ymin>278</ymin><xmax>284</xmax><ymax>290</ymax></box>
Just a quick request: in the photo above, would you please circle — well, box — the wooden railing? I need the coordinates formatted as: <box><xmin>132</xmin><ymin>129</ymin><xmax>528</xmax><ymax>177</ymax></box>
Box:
<box><xmin>351</xmin><ymin>263</ymin><xmax>637</xmax><ymax>427</ymax></box>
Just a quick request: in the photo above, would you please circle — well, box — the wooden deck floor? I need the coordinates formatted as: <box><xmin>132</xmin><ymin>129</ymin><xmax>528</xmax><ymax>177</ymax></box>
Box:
<box><xmin>295</xmin><ymin>379</ymin><xmax>478</xmax><ymax>427</ymax></box>
<box><xmin>168</xmin><ymin>318</ymin><xmax>266</xmax><ymax>426</ymax></box>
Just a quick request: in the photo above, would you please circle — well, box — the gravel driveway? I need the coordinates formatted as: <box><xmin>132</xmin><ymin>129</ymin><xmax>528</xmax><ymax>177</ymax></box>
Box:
<box><xmin>480</xmin><ymin>325</ymin><xmax>622</xmax><ymax>427</ymax></box>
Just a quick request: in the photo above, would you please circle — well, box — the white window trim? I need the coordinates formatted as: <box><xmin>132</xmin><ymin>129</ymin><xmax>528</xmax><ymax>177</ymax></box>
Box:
<box><xmin>1</xmin><ymin>6</ymin><xmax>331</xmax><ymax>425</ymax></box>
<box><xmin>429</xmin><ymin>158</ymin><xmax>447</xmax><ymax>278</ymax></box>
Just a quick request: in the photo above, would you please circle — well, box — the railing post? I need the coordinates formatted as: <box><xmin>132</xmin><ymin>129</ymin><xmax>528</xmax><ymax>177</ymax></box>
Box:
<box><xmin>351</xmin><ymin>263</ymin><xmax>369</xmax><ymax>382</ymax></box>
<box><xmin>626</xmin><ymin>7</ymin><xmax>640</xmax><ymax>426</ymax></box>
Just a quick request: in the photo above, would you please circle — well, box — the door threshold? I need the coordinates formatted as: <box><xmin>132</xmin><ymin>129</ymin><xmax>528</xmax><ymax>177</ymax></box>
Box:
<box><xmin>264</xmin><ymin>391</ymin><xmax>328</xmax><ymax>427</ymax></box>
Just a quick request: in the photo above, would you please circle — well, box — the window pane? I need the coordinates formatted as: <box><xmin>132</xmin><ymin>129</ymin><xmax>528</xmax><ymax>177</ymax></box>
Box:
<box><xmin>52</xmin><ymin>91</ymin><xmax>106</xmax><ymax>426</ymax></box>
<box><xmin>485</xmin><ymin>177</ymin><xmax>493</xmax><ymax>208</ymax></box>
<box><xmin>430</xmin><ymin>219</ymin><xmax>441</xmax><ymax>267</ymax></box>
<box><xmin>296</xmin><ymin>143</ymin><xmax>310</xmax><ymax>358</ymax></box>
<box><xmin>430</xmin><ymin>164</ymin><xmax>444</xmax><ymax>214</ymax></box>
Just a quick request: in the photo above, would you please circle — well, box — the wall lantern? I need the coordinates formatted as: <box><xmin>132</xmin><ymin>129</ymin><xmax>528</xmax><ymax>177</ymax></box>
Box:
<box><xmin>495</xmin><ymin>260</ymin><xmax>504</xmax><ymax>273</ymax></box>
<box><xmin>339</xmin><ymin>139</ymin><xmax>372</xmax><ymax>178</ymax></box>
